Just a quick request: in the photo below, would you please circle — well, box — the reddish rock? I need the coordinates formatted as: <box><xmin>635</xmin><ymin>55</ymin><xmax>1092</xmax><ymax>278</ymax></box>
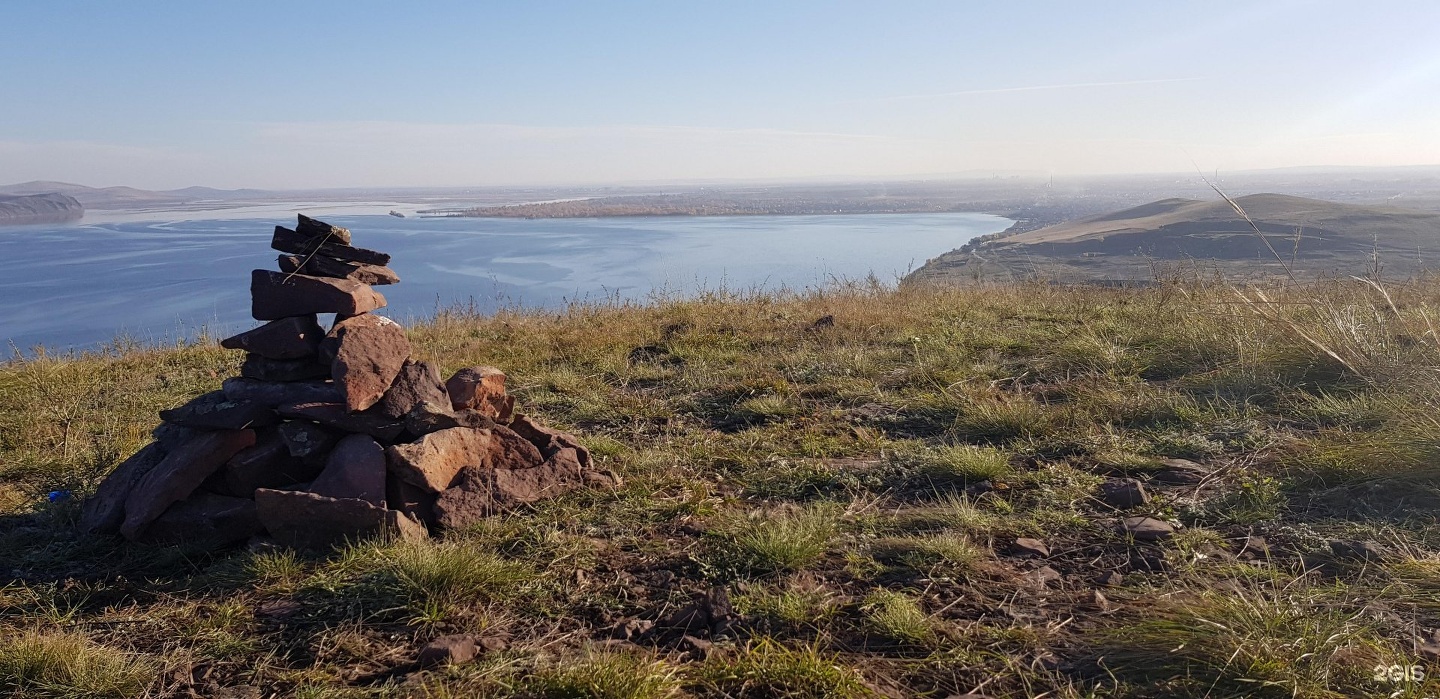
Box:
<box><xmin>387</xmin><ymin>474</ymin><xmax>437</xmax><ymax>524</ymax></box>
<box><xmin>1012</xmin><ymin>537</ymin><xmax>1050</xmax><ymax>558</ymax></box>
<box><xmin>308</xmin><ymin>434</ymin><xmax>386</xmax><ymax>506</ymax></box>
<box><xmin>80</xmin><ymin>442</ymin><xmax>167</xmax><ymax>534</ymax></box>
<box><xmin>277</xmin><ymin>402</ymin><xmax>405</xmax><ymax>443</ymax></box>
<box><xmin>224</xmin><ymin>429</ymin><xmax>321</xmax><ymax>496</ymax></box>
<box><xmin>277</xmin><ymin>420</ymin><xmax>341</xmax><ymax>461</ymax></box>
<box><xmin>404</xmin><ymin>402</ymin><xmax>496</xmax><ymax>437</ymax></box>
<box><xmin>417</xmin><ymin>635</ymin><xmax>478</xmax><ymax>668</ymax></box>
<box><xmin>1121</xmin><ymin>516</ymin><xmax>1176</xmax><ymax>541</ymax></box>
<box><xmin>120</xmin><ymin>429</ymin><xmax>256</xmax><ymax>540</ymax></box>
<box><xmin>254</xmin><ymin>488</ymin><xmax>426</xmax><ymax>549</ymax></box>
<box><xmin>444</xmin><ymin>367</ymin><xmax>513</xmax><ymax>421</ymax></box>
<box><xmin>323</xmin><ymin>314</ymin><xmax>411</xmax><ymax>412</ymax></box>
<box><xmin>222</xmin><ymin>378</ymin><xmax>342</xmax><ymax>407</ymax></box>
<box><xmin>220</xmin><ymin>316</ymin><xmax>324</xmax><ymax>359</ymax></box>
<box><xmin>509</xmin><ymin>414</ymin><xmax>593</xmax><ymax>469</ymax></box>
<box><xmin>241</xmin><ymin>354</ymin><xmax>331</xmax><ymax>382</ymax></box>
<box><xmin>251</xmin><ymin>269</ymin><xmax>386</xmax><ymax>320</ymax></box>
<box><xmin>385</xmin><ymin>426</ymin><xmax>530</xmax><ymax>493</ymax></box>
<box><xmin>433</xmin><ymin>446</ymin><xmax>584</xmax><ymax>528</ymax></box>
<box><xmin>294</xmin><ymin>214</ymin><xmax>352</xmax><ymax>245</ymax></box>
<box><xmin>378</xmin><ymin>360</ymin><xmax>449</xmax><ymax>419</ymax></box>
<box><xmin>159</xmin><ymin>390</ymin><xmax>279</xmax><ymax>430</ymax></box>
<box><xmin>270</xmin><ymin>226</ymin><xmax>390</xmax><ymax>266</ymax></box>
<box><xmin>140</xmin><ymin>493</ymin><xmax>261</xmax><ymax>546</ymax></box>
<box><xmin>1098</xmin><ymin>478</ymin><xmax>1149</xmax><ymax>509</ymax></box>
<box><xmin>278</xmin><ymin>254</ymin><xmax>399</xmax><ymax>286</ymax></box>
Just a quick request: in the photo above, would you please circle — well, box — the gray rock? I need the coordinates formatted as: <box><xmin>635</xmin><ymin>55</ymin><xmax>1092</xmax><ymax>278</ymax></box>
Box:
<box><xmin>220</xmin><ymin>316</ymin><xmax>324</xmax><ymax>360</ymax></box>
<box><xmin>308</xmin><ymin>434</ymin><xmax>387</xmax><ymax>506</ymax></box>
<box><xmin>159</xmin><ymin>390</ymin><xmax>279</xmax><ymax>430</ymax></box>
<box><xmin>270</xmin><ymin>226</ymin><xmax>389</xmax><ymax>266</ymax></box>
<box><xmin>140</xmin><ymin>493</ymin><xmax>262</xmax><ymax>546</ymax></box>
<box><xmin>1097</xmin><ymin>478</ymin><xmax>1149</xmax><ymax>508</ymax></box>
<box><xmin>80</xmin><ymin>442</ymin><xmax>167</xmax><ymax>534</ymax></box>
<box><xmin>294</xmin><ymin>214</ymin><xmax>352</xmax><ymax>245</ymax></box>
<box><xmin>120</xmin><ymin>429</ymin><xmax>256</xmax><ymax>540</ymax></box>
<box><xmin>378</xmin><ymin>360</ymin><xmax>449</xmax><ymax>419</ymax></box>
<box><xmin>1011</xmin><ymin>537</ymin><xmax>1049</xmax><ymax>558</ymax></box>
<box><xmin>221</xmin><ymin>377</ymin><xmax>342</xmax><ymax>407</ymax></box>
<box><xmin>278</xmin><ymin>254</ymin><xmax>399</xmax><ymax>286</ymax></box>
<box><xmin>1120</xmin><ymin>516</ymin><xmax>1175</xmax><ymax>541</ymax></box>
<box><xmin>241</xmin><ymin>354</ymin><xmax>331</xmax><ymax>383</ymax></box>
<box><xmin>277</xmin><ymin>402</ymin><xmax>405</xmax><ymax>443</ymax></box>
<box><xmin>254</xmin><ymin>488</ymin><xmax>426</xmax><ymax>549</ymax></box>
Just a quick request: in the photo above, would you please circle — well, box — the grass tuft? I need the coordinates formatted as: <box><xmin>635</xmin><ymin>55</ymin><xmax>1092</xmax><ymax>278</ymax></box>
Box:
<box><xmin>0</xmin><ymin>630</ymin><xmax>157</xmax><ymax>699</ymax></box>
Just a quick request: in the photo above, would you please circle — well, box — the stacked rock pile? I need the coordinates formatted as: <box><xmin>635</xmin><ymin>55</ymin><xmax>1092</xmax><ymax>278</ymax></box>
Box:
<box><xmin>80</xmin><ymin>215</ymin><xmax>618</xmax><ymax>549</ymax></box>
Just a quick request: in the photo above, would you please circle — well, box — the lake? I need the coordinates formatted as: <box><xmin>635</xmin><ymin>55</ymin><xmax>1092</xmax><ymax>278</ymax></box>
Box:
<box><xmin>0</xmin><ymin>210</ymin><xmax>1009</xmax><ymax>353</ymax></box>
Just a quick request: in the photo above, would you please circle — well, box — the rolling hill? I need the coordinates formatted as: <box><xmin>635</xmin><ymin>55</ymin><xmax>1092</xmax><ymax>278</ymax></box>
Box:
<box><xmin>909</xmin><ymin>193</ymin><xmax>1440</xmax><ymax>284</ymax></box>
<box><xmin>0</xmin><ymin>192</ymin><xmax>84</xmax><ymax>225</ymax></box>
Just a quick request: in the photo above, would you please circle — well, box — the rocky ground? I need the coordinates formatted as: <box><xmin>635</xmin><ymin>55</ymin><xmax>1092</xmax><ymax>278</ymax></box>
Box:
<box><xmin>4</xmin><ymin>279</ymin><xmax>1440</xmax><ymax>697</ymax></box>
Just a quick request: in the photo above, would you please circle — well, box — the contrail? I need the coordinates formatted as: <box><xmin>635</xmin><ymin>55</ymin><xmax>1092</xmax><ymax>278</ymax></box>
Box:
<box><xmin>872</xmin><ymin>77</ymin><xmax>1201</xmax><ymax>102</ymax></box>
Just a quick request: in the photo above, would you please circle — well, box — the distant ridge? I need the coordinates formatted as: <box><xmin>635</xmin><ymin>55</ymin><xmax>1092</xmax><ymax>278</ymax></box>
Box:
<box><xmin>909</xmin><ymin>193</ymin><xmax>1440</xmax><ymax>284</ymax></box>
<box><xmin>0</xmin><ymin>181</ymin><xmax>262</xmax><ymax>210</ymax></box>
<box><xmin>0</xmin><ymin>192</ymin><xmax>84</xmax><ymax>226</ymax></box>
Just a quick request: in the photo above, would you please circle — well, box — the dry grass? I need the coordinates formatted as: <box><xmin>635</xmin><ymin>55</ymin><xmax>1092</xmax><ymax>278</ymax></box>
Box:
<box><xmin>4</xmin><ymin>279</ymin><xmax>1440</xmax><ymax>696</ymax></box>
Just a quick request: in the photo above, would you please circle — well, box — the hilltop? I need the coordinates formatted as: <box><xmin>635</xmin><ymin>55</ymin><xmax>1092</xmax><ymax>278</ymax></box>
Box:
<box><xmin>4</xmin><ymin>281</ymin><xmax>1440</xmax><ymax>696</ymax></box>
<box><xmin>0</xmin><ymin>192</ymin><xmax>83</xmax><ymax>225</ymax></box>
<box><xmin>909</xmin><ymin>193</ymin><xmax>1440</xmax><ymax>284</ymax></box>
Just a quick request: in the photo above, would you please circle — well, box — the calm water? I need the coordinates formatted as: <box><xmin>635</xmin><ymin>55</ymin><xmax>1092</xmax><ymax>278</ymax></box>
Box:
<box><xmin>0</xmin><ymin>210</ymin><xmax>1009</xmax><ymax>352</ymax></box>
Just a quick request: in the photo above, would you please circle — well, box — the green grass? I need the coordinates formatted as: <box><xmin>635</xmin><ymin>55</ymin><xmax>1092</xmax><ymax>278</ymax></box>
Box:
<box><xmin>6</xmin><ymin>279</ymin><xmax>1440</xmax><ymax>696</ymax></box>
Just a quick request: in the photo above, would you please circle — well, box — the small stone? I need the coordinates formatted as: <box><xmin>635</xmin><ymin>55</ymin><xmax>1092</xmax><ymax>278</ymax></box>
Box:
<box><xmin>1026</xmin><ymin>565</ymin><xmax>1062</xmax><ymax>587</ymax></box>
<box><xmin>404</xmin><ymin>401</ymin><xmax>496</xmax><ymax>437</ymax></box>
<box><xmin>1419</xmin><ymin>643</ymin><xmax>1440</xmax><ymax>661</ymax></box>
<box><xmin>1092</xmin><ymin>590</ymin><xmax>1112</xmax><ymax>611</ymax></box>
<box><xmin>1097</xmin><ymin>478</ymin><xmax>1149</xmax><ymax>508</ymax></box>
<box><xmin>241</xmin><ymin>354</ymin><xmax>331</xmax><ymax>382</ymax></box>
<box><xmin>609</xmin><ymin>619</ymin><xmax>656</xmax><ymax>641</ymax></box>
<box><xmin>80</xmin><ymin>442</ymin><xmax>167</xmax><ymax>534</ymax></box>
<box><xmin>1095</xmin><ymin>571</ymin><xmax>1124</xmax><ymax>587</ymax></box>
<box><xmin>140</xmin><ymin>493</ymin><xmax>261</xmax><ymax>546</ymax></box>
<box><xmin>278</xmin><ymin>254</ymin><xmax>400</xmax><ymax>285</ymax></box>
<box><xmin>378</xmin><ymin>360</ymin><xmax>449</xmax><ymax>419</ymax></box>
<box><xmin>277</xmin><ymin>402</ymin><xmax>405</xmax><ymax>443</ymax></box>
<box><xmin>1151</xmin><ymin>458</ymin><xmax>1210</xmax><ymax>485</ymax></box>
<box><xmin>250</xmin><ymin>269</ymin><xmax>386</xmax><ymax>320</ymax></box>
<box><xmin>159</xmin><ymin>391</ymin><xmax>279</xmax><ymax>430</ymax></box>
<box><xmin>1011</xmin><ymin>537</ymin><xmax>1049</xmax><ymax>557</ymax></box>
<box><xmin>120</xmin><ymin>429</ymin><xmax>256</xmax><ymax>540</ymax></box>
<box><xmin>444</xmin><ymin>366</ymin><xmax>513</xmax><ymax>421</ymax></box>
<box><xmin>1328</xmin><ymin>539</ymin><xmax>1390</xmax><ymax>562</ymax></box>
<box><xmin>509</xmin><ymin>414</ymin><xmax>593</xmax><ymax>469</ymax></box>
<box><xmin>271</xmin><ymin>225</ymin><xmax>389</xmax><ymax>266</ymax></box>
<box><xmin>679</xmin><ymin>635</ymin><xmax>715</xmax><ymax>660</ymax></box>
<box><xmin>417</xmin><ymin>635</ymin><xmax>477</xmax><ymax>668</ymax></box>
<box><xmin>308</xmin><ymin>434</ymin><xmax>386</xmax><ymax>506</ymax></box>
<box><xmin>1121</xmin><ymin>516</ymin><xmax>1175</xmax><ymax>541</ymax></box>
<box><xmin>222</xmin><ymin>377</ymin><xmax>342</xmax><ymax>407</ymax></box>
<box><xmin>323</xmin><ymin>313</ymin><xmax>411</xmax><ymax>413</ymax></box>
<box><xmin>254</xmin><ymin>488</ymin><xmax>426</xmax><ymax>549</ymax></box>
<box><xmin>294</xmin><ymin>214</ymin><xmax>352</xmax><ymax>245</ymax></box>
<box><xmin>220</xmin><ymin>316</ymin><xmax>324</xmax><ymax>359</ymax></box>
<box><xmin>477</xmin><ymin>637</ymin><xmax>507</xmax><ymax>653</ymax></box>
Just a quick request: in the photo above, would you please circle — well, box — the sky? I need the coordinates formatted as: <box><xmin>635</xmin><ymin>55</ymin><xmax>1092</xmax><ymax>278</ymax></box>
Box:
<box><xmin>3</xmin><ymin>1</ymin><xmax>1440</xmax><ymax>189</ymax></box>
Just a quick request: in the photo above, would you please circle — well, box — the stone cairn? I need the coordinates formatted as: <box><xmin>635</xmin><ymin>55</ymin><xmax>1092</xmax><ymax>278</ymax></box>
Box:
<box><xmin>80</xmin><ymin>215</ymin><xmax>618</xmax><ymax>549</ymax></box>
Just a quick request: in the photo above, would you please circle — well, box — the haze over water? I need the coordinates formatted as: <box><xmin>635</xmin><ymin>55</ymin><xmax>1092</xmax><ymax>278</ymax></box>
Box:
<box><xmin>0</xmin><ymin>211</ymin><xmax>1009</xmax><ymax>353</ymax></box>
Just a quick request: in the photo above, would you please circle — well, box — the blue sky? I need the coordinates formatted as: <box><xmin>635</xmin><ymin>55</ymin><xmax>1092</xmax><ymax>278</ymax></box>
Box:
<box><xmin>3</xmin><ymin>1</ymin><xmax>1439</xmax><ymax>188</ymax></box>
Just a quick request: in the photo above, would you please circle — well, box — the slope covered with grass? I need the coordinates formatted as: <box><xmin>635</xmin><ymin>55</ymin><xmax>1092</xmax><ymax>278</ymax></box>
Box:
<box><xmin>4</xmin><ymin>279</ymin><xmax>1440</xmax><ymax>697</ymax></box>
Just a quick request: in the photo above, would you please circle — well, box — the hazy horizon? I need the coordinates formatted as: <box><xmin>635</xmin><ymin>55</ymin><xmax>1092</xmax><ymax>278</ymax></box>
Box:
<box><xmin>6</xmin><ymin>1</ymin><xmax>1440</xmax><ymax>190</ymax></box>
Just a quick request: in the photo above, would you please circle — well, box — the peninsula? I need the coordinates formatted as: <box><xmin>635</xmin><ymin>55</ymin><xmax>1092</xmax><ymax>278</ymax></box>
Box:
<box><xmin>0</xmin><ymin>192</ymin><xmax>83</xmax><ymax>225</ymax></box>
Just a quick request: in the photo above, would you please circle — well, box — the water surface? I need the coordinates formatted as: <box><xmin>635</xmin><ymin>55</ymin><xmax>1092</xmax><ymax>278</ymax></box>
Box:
<box><xmin>0</xmin><ymin>211</ymin><xmax>1009</xmax><ymax>352</ymax></box>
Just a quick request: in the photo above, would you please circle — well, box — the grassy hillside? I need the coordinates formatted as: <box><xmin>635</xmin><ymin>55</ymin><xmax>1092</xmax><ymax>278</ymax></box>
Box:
<box><xmin>911</xmin><ymin>194</ymin><xmax>1440</xmax><ymax>284</ymax></box>
<box><xmin>5</xmin><ymin>280</ymin><xmax>1440</xmax><ymax>697</ymax></box>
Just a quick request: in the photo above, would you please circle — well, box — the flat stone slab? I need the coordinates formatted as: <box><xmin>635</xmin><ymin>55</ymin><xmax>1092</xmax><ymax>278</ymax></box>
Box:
<box><xmin>379</xmin><ymin>360</ymin><xmax>449</xmax><ymax>419</ymax></box>
<box><xmin>323</xmin><ymin>313</ymin><xmax>411</xmax><ymax>412</ymax></box>
<box><xmin>308</xmin><ymin>433</ymin><xmax>387</xmax><ymax>506</ymax></box>
<box><xmin>241</xmin><ymin>354</ymin><xmax>332</xmax><ymax>382</ymax></box>
<box><xmin>270</xmin><ymin>226</ymin><xmax>390</xmax><ymax>266</ymax></box>
<box><xmin>404</xmin><ymin>402</ymin><xmax>496</xmax><ymax>437</ymax></box>
<box><xmin>277</xmin><ymin>419</ymin><xmax>341</xmax><ymax>461</ymax></box>
<box><xmin>254</xmin><ymin>488</ymin><xmax>426</xmax><ymax>549</ymax></box>
<box><xmin>80</xmin><ymin>441</ymin><xmax>167</xmax><ymax>534</ymax></box>
<box><xmin>221</xmin><ymin>316</ymin><xmax>324</xmax><ymax>360</ymax></box>
<box><xmin>277</xmin><ymin>401</ymin><xmax>405</xmax><ymax>443</ymax></box>
<box><xmin>120</xmin><ymin>429</ymin><xmax>256</xmax><ymax>540</ymax></box>
<box><xmin>222</xmin><ymin>377</ymin><xmax>342</xmax><ymax>407</ymax></box>
<box><xmin>251</xmin><ymin>269</ymin><xmax>386</xmax><ymax>320</ymax></box>
<box><xmin>141</xmin><ymin>493</ymin><xmax>262</xmax><ymax>546</ymax></box>
<box><xmin>295</xmin><ymin>214</ymin><xmax>352</xmax><ymax>245</ymax></box>
<box><xmin>158</xmin><ymin>390</ymin><xmax>279</xmax><ymax>430</ymax></box>
<box><xmin>278</xmin><ymin>254</ymin><xmax>399</xmax><ymax>285</ymax></box>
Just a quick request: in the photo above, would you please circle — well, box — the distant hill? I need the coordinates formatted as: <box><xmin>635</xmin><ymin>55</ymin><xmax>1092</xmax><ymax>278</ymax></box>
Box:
<box><xmin>0</xmin><ymin>181</ymin><xmax>264</xmax><ymax>210</ymax></box>
<box><xmin>0</xmin><ymin>192</ymin><xmax>84</xmax><ymax>225</ymax></box>
<box><xmin>908</xmin><ymin>193</ymin><xmax>1440</xmax><ymax>284</ymax></box>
